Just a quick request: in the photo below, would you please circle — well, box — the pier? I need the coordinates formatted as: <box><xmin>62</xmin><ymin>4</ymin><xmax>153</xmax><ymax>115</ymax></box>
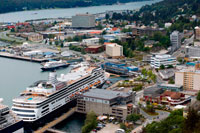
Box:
<box><xmin>0</xmin><ymin>52</ymin><xmax>48</xmax><ymax>63</ymax></box>
<box><xmin>34</xmin><ymin>107</ymin><xmax>76</xmax><ymax>133</ymax></box>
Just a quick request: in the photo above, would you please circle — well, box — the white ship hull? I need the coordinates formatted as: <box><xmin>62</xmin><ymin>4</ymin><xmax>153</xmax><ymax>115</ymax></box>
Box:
<box><xmin>12</xmin><ymin>66</ymin><xmax>107</xmax><ymax>122</ymax></box>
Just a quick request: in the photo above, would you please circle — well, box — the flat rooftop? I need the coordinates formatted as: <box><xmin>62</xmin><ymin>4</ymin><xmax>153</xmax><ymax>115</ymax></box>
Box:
<box><xmin>82</xmin><ymin>89</ymin><xmax>130</xmax><ymax>100</ymax></box>
<box><xmin>159</xmin><ymin>83</ymin><xmax>182</xmax><ymax>88</ymax></box>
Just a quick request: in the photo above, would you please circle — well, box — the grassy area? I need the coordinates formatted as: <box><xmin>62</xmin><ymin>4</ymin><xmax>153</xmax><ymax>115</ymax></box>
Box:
<box><xmin>142</xmin><ymin>109</ymin><xmax>159</xmax><ymax>116</ymax></box>
<box><xmin>0</xmin><ymin>38</ymin><xmax>22</xmax><ymax>45</ymax></box>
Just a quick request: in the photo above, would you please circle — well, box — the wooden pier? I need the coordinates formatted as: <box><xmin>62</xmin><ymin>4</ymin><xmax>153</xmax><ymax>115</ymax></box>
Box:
<box><xmin>34</xmin><ymin>107</ymin><xmax>76</xmax><ymax>133</ymax></box>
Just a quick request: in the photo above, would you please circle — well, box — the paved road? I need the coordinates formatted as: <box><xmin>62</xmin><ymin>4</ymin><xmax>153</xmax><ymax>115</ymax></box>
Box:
<box><xmin>140</xmin><ymin>109</ymin><xmax>170</xmax><ymax>121</ymax></box>
<box><xmin>172</xmin><ymin>35</ymin><xmax>194</xmax><ymax>57</ymax></box>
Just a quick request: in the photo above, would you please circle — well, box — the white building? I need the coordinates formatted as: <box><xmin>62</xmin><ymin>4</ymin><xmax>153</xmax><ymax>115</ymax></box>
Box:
<box><xmin>165</xmin><ymin>23</ymin><xmax>172</xmax><ymax>28</ymax></box>
<box><xmin>106</xmin><ymin>43</ymin><xmax>123</xmax><ymax>57</ymax></box>
<box><xmin>82</xmin><ymin>38</ymin><xmax>99</xmax><ymax>46</ymax></box>
<box><xmin>170</xmin><ymin>31</ymin><xmax>182</xmax><ymax>52</ymax></box>
<box><xmin>72</xmin><ymin>14</ymin><xmax>95</xmax><ymax>28</ymax></box>
<box><xmin>185</xmin><ymin>46</ymin><xmax>200</xmax><ymax>58</ymax></box>
<box><xmin>150</xmin><ymin>54</ymin><xmax>176</xmax><ymax>68</ymax></box>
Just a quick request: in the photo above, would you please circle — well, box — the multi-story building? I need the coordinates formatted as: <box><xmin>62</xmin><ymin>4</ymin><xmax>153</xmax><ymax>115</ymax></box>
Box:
<box><xmin>28</xmin><ymin>33</ymin><xmax>43</xmax><ymax>42</ymax></box>
<box><xmin>132</xmin><ymin>26</ymin><xmax>166</xmax><ymax>37</ymax></box>
<box><xmin>76</xmin><ymin>89</ymin><xmax>138</xmax><ymax>121</ymax></box>
<box><xmin>106</xmin><ymin>43</ymin><xmax>123</xmax><ymax>57</ymax></box>
<box><xmin>72</xmin><ymin>14</ymin><xmax>95</xmax><ymax>28</ymax></box>
<box><xmin>150</xmin><ymin>54</ymin><xmax>176</xmax><ymax>69</ymax></box>
<box><xmin>185</xmin><ymin>46</ymin><xmax>200</xmax><ymax>58</ymax></box>
<box><xmin>195</xmin><ymin>26</ymin><xmax>200</xmax><ymax>40</ymax></box>
<box><xmin>170</xmin><ymin>31</ymin><xmax>182</xmax><ymax>52</ymax></box>
<box><xmin>175</xmin><ymin>69</ymin><xmax>200</xmax><ymax>90</ymax></box>
<box><xmin>82</xmin><ymin>38</ymin><xmax>99</xmax><ymax>46</ymax></box>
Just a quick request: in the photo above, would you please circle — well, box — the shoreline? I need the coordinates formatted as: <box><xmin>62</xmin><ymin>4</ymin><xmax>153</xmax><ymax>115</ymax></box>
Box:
<box><xmin>0</xmin><ymin>0</ymin><xmax>151</xmax><ymax>15</ymax></box>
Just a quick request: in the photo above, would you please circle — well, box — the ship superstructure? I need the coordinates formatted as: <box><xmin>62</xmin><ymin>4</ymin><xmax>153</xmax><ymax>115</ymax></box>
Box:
<box><xmin>41</xmin><ymin>60</ymin><xmax>69</xmax><ymax>71</ymax></box>
<box><xmin>0</xmin><ymin>99</ymin><xmax>24</xmax><ymax>133</ymax></box>
<box><xmin>12</xmin><ymin>62</ymin><xmax>108</xmax><ymax>122</ymax></box>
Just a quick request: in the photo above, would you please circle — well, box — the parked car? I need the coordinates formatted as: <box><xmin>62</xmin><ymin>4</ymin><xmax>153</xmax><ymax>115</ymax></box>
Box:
<box><xmin>115</xmin><ymin>129</ymin><xmax>125</xmax><ymax>133</ymax></box>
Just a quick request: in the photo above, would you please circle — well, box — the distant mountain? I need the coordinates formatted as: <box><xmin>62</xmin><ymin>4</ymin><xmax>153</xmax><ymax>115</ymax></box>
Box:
<box><xmin>0</xmin><ymin>0</ymin><xmax>149</xmax><ymax>14</ymax></box>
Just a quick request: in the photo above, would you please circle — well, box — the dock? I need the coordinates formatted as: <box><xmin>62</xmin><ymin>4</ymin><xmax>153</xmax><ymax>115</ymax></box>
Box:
<box><xmin>0</xmin><ymin>52</ymin><xmax>48</xmax><ymax>63</ymax></box>
<box><xmin>46</xmin><ymin>128</ymin><xmax>66</xmax><ymax>133</ymax></box>
<box><xmin>34</xmin><ymin>107</ymin><xmax>76</xmax><ymax>133</ymax></box>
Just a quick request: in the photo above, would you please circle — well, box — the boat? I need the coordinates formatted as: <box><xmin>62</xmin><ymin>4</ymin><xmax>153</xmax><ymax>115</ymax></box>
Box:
<box><xmin>0</xmin><ymin>98</ymin><xmax>24</xmax><ymax>133</ymax></box>
<box><xmin>41</xmin><ymin>60</ymin><xmax>70</xmax><ymax>71</ymax></box>
<box><xmin>12</xmin><ymin>62</ymin><xmax>109</xmax><ymax>123</ymax></box>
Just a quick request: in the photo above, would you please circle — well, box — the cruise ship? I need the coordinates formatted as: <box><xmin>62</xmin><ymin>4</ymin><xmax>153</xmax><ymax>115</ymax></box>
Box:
<box><xmin>41</xmin><ymin>60</ymin><xmax>70</xmax><ymax>71</ymax></box>
<box><xmin>0</xmin><ymin>99</ymin><xmax>24</xmax><ymax>133</ymax></box>
<box><xmin>12</xmin><ymin>62</ymin><xmax>109</xmax><ymax>123</ymax></box>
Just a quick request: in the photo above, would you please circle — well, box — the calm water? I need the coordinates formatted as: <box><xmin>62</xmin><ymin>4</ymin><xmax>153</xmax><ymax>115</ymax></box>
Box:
<box><xmin>0</xmin><ymin>57</ymin><xmax>71</xmax><ymax>107</ymax></box>
<box><xmin>54</xmin><ymin>113</ymin><xmax>85</xmax><ymax>133</ymax></box>
<box><xmin>0</xmin><ymin>0</ymin><xmax>162</xmax><ymax>22</ymax></box>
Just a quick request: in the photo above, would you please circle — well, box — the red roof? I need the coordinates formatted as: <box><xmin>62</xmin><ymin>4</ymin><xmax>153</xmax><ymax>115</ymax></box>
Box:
<box><xmin>112</xmin><ymin>27</ymin><xmax>118</xmax><ymax>31</ymax></box>
<box><xmin>89</xmin><ymin>31</ymin><xmax>102</xmax><ymax>34</ymax></box>
<box><xmin>7</xmin><ymin>25</ymin><xmax>15</xmax><ymax>29</ymax></box>
<box><xmin>104</xmin><ymin>42</ymin><xmax>113</xmax><ymax>45</ymax></box>
<box><xmin>162</xmin><ymin>91</ymin><xmax>184</xmax><ymax>99</ymax></box>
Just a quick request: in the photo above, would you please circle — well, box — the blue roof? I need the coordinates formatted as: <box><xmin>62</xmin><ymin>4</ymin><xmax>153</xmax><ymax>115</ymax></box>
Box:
<box><xmin>43</xmin><ymin>52</ymin><xmax>55</xmax><ymax>55</ymax></box>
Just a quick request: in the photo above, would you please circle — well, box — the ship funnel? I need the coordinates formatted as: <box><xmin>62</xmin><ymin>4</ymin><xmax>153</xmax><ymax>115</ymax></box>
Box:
<box><xmin>48</xmin><ymin>71</ymin><xmax>58</xmax><ymax>84</ymax></box>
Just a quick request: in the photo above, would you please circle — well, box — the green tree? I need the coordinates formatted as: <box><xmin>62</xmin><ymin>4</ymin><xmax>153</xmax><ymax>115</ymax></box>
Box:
<box><xmin>141</xmin><ymin>68</ymin><xmax>147</xmax><ymax>76</ymax></box>
<box><xmin>183</xmin><ymin>108</ymin><xmax>200</xmax><ymax>133</ymax></box>
<box><xmin>126</xmin><ymin>113</ymin><xmax>140</xmax><ymax>123</ymax></box>
<box><xmin>197</xmin><ymin>91</ymin><xmax>200</xmax><ymax>101</ymax></box>
<box><xmin>167</xmin><ymin>65</ymin><xmax>174</xmax><ymax>68</ymax></box>
<box><xmin>160</xmin><ymin>64</ymin><xmax>165</xmax><ymax>70</ymax></box>
<box><xmin>10</xmin><ymin>28</ymin><xmax>15</xmax><ymax>32</ymax></box>
<box><xmin>105</xmin><ymin>14</ymin><xmax>110</xmax><ymax>20</ymax></box>
<box><xmin>168</xmin><ymin>78</ymin><xmax>175</xmax><ymax>84</ymax></box>
<box><xmin>120</xmin><ymin>123</ymin><xmax>127</xmax><ymax>131</ymax></box>
<box><xmin>82</xmin><ymin>111</ymin><xmax>97</xmax><ymax>133</ymax></box>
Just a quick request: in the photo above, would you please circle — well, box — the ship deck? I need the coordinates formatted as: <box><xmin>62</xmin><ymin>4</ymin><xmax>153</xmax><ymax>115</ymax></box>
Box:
<box><xmin>13</xmin><ymin>95</ymin><xmax>47</xmax><ymax>104</ymax></box>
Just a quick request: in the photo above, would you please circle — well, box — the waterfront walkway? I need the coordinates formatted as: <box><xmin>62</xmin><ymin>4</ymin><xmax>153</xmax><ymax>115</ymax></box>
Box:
<box><xmin>34</xmin><ymin>107</ymin><xmax>76</xmax><ymax>133</ymax></box>
<box><xmin>107</xmin><ymin>80</ymin><xmax>122</xmax><ymax>90</ymax></box>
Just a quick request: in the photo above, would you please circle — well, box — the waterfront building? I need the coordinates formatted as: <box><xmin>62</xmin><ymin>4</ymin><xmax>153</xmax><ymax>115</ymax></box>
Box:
<box><xmin>106</xmin><ymin>43</ymin><xmax>123</xmax><ymax>57</ymax></box>
<box><xmin>76</xmin><ymin>89</ymin><xmax>139</xmax><ymax>121</ymax></box>
<box><xmin>150</xmin><ymin>54</ymin><xmax>176</xmax><ymax>69</ymax></box>
<box><xmin>175</xmin><ymin>69</ymin><xmax>200</xmax><ymax>90</ymax></box>
<box><xmin>0</xmin><ymin>100</ymin><xmax>24</xmax><ymax>133</ymax></box>
<box><xmin>72</xmin><ymin>14</ymin><xmax>95</xmax><ymax>28</ymax></box>
<box><xmin>195</xmin><ymin>26</ymin><xmax>200</xmax><ymax>40</ymax></box>
<box><xmin>170</xmin><ymin>31</ymin><xmax>182</xmax><ymax>52</ymax></box>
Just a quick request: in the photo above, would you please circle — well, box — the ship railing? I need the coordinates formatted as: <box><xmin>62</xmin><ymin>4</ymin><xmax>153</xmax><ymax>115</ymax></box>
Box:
<box><xmin>13</xmin><ymin>104</ymin><xmax>37</xmax><ymax>109</ymax></box>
